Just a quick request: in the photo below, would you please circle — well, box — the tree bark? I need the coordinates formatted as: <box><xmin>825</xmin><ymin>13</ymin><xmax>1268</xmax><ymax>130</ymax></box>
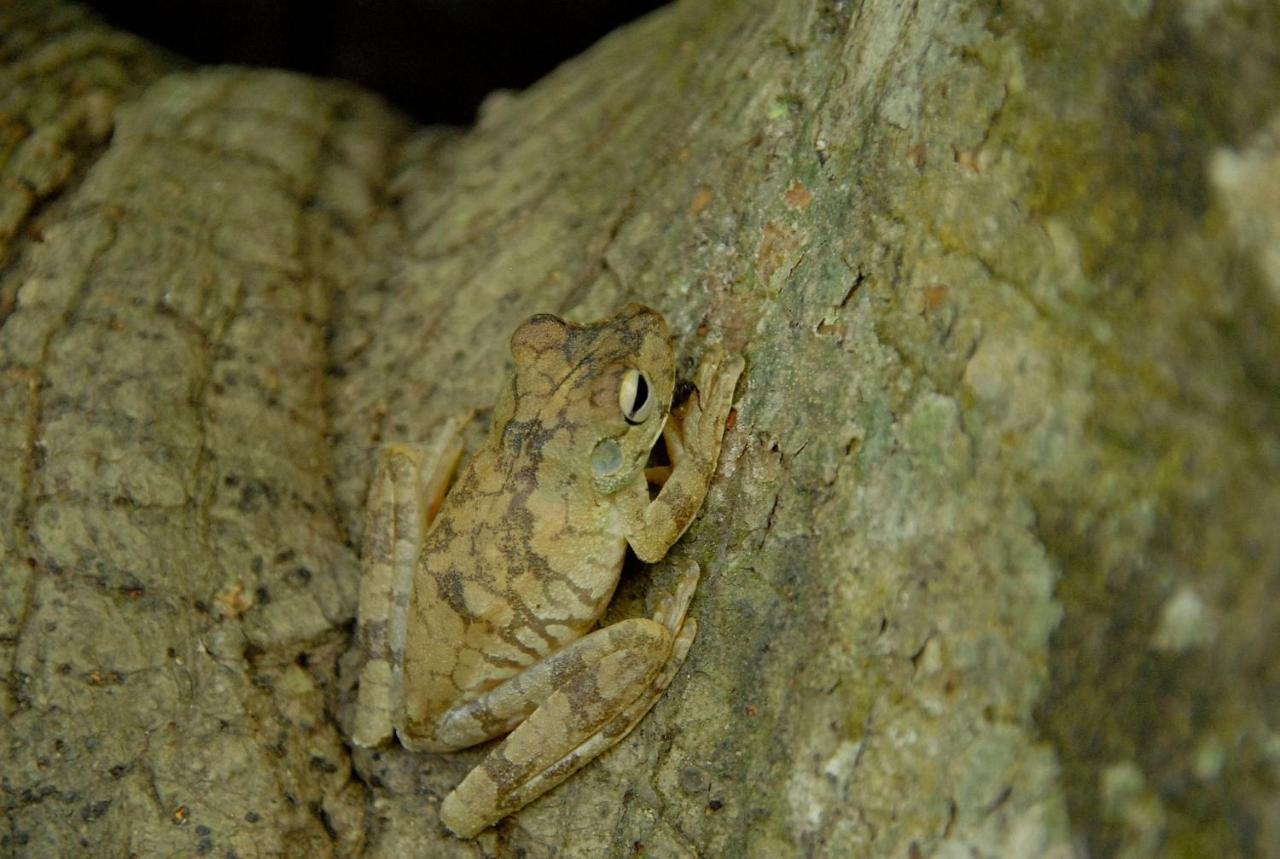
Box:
<box><xmin>2</xmin><ymin>1</ymin><xmax>1278</xmax><ymax>857</ymax></box>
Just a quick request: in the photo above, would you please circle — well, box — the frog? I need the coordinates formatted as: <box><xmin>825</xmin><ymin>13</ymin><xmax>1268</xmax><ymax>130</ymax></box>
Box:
<box><xmin>350</xmin><ymin>304</ymin><xmax>744</xmax><ymax>838</ymax></box>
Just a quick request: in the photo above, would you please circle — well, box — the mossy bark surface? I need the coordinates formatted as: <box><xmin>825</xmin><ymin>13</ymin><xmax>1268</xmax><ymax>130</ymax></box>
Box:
<box><xmin>2</xmin><ymin>1</ymin><xmax>1278</xmax><ymax>857</ymax></box>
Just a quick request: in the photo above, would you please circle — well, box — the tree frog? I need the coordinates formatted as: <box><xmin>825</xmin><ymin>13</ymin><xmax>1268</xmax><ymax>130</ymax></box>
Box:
<box><xmin>351</xmin><ymin>304</ymin><xmax>744</xmax><ymax>838</ymax></box>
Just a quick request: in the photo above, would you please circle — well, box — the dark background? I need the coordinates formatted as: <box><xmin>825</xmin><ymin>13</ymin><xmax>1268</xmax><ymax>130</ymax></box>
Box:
<box><xmin>85</xmin><ymin>0</ymin><xmax>668</xmax><ymax>125</ymax></box>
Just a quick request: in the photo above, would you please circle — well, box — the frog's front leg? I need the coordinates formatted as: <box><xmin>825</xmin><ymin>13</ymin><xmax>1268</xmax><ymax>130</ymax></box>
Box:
<box><xmin>352</xmin><ymin>420</ymin><xmax>465</xmax><ymax>749</ymax></box>
<box><xmin>627</xmin><ymin>344</ymin><xmax>744</xmax><ymax>562</ymax></box>
<box><xmin>435</xmin><ymin>562</ymin><xmax>701</xmax><ymax>838</ymax></box>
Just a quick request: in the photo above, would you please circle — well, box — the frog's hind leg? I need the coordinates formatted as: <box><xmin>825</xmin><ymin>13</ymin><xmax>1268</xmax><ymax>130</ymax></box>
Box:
<box><xmin>439</xmin><ymin>561</ymin><xmax>701</xmax><ymax>838</ymax></box>
<box><xmin>352</xmin><ymin>419</ymin><xmax>465</xmax><ymax>749</ymax></box>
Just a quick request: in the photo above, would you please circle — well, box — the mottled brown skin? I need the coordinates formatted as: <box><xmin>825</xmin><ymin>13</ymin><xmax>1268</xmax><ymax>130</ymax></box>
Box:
<box><xmin>352</xmin><ymin>305</ymin><xmax>743</xmax><ymax>837</ymax></box>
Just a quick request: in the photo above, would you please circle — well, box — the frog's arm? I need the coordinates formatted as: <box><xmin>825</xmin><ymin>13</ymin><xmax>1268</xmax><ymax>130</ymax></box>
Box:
<box><xmin>625</xmin><ymin>345</ymin><xmax>743</xmax><ymax>563</ymax></box>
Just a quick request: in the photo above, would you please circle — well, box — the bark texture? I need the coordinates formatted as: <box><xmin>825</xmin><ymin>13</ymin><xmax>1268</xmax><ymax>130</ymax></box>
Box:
<box><xmin>2</xmin><ymin>1</ymin><xmax>1279</xmax><ymax>857</ymax></box>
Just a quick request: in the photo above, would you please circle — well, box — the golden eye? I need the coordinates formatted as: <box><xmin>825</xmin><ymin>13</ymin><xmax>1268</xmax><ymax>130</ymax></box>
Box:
<box><xmin>618</xmin><ymin>369</ymin><xmax>654</xmax><ymax>425</ymax></box>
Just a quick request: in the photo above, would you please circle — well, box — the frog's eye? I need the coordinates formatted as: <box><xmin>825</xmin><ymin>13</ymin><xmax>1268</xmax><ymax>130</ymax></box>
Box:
<box><xmin>619</xmin><ymin>369</ymin><xmax>654</xmax><ymax>425</ymax></box>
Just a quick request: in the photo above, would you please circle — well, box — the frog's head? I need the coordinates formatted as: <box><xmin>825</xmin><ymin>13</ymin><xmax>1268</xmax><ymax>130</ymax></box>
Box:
<box><xmin>509</xmin><ymin>304</ymin><xmax>676</xmax><ymax>494</ymax></box>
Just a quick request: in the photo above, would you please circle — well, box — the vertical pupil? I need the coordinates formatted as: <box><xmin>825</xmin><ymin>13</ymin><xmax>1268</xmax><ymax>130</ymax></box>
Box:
<box><xmin>633</xmin><ymin>374</ymin><xmax>649</xmax><ymax>411</ymax></box>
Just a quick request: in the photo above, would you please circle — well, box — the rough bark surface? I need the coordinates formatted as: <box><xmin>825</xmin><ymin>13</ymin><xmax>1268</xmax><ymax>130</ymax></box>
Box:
<box><xmin>2</xmin><ymin>1</ymin><xmax>1278</xmax><ymax>857</ymax></box>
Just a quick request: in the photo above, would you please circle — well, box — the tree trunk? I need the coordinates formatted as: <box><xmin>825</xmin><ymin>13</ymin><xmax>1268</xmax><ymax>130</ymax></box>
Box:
<box><xmin>3</xmin><ymin>1</ymin><xmax>1278</xmax><ymax>856</ymax></box>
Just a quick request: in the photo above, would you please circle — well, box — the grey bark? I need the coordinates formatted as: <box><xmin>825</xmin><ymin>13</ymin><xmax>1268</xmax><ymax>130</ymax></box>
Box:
<box><xmin>2</xmin><ymin>1</ymin><xmax>1278</xmax><ymax>857</ymax></box>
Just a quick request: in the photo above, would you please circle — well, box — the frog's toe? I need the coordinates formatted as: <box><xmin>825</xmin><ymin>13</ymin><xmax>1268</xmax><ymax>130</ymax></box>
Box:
<box><xmin>721</xmin><ymin>354</ymin><xmax>746</xmax><ymax>385</ymax></box>
<box><xmin>650</xmin><ymin>617</ymin><xmax>698</xmax><ymax>693</ymax></box>
<box><xmin>651</xmin><ymin>592</ymin><xmax>676</xmax><ymax>629</ymax></box>
<box><xmin>696</xmin><ymin>343</ymin><xmax>726</xmax><ymax>388</ymax></box>
<box><xmin>709</xmin><ymin>354</ymin><xmax>744</xmax><ymax>407</ymax></box>
<box><xmin>675</xmin><ymin>558</ymin><xmax>701</xmax><ymax>594</ymax></box>
<box><xmin>659</xmin><ymin>561</ymin><xmax>700</xmax><ymax>635</ymax></box>
<box><xmin>672</xmin><ymin>616</ymin><xmax>697</xmax><ymax>663</ymax></box>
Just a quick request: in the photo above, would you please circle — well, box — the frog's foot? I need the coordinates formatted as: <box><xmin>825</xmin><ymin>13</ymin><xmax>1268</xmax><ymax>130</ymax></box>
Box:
<box><xmin>352</xmin><ymin>419</ymin><xmax>466</xmax><ymax>749</ymax></box>
<box><xmin>438</xmin><ymin>566</ymin><xmax>702</xmax><ymax>839</ymax></box>
<box><xmin>637</xmin><ymin>559</ymin><xmax>699</xmax><ymax>710</ymax></box>
<box><xmin>664</xmin><ymin>343</ymin><xmax>745</xmax><ymax>470</ymax></box>
<box><xmin>651</xmin><ymin>560</ymin><xmax>700</xmax><ymax>636</ymax></box>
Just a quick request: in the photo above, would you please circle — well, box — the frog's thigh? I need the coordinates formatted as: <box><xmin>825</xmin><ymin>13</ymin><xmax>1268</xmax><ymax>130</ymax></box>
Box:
<box><xmin>439</xmin><ymin>617</ymin><xmax>675</xmax><ymax>838</ymax></box>
<box><xmin>353</xmin><ymin>422</ymin><xmax>465</xmax><ymax>748</ymax></box>
<box><xmin>428</xmin><ymin>617</ymin><xmax>663</xmax><ymax>749</ymax></box>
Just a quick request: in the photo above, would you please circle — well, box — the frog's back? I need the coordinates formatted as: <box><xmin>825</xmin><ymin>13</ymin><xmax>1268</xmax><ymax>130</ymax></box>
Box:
<box><xmin>404</xmin><ymin>447</ymin><xmax>627</xmax><ymax>709</ymax></box>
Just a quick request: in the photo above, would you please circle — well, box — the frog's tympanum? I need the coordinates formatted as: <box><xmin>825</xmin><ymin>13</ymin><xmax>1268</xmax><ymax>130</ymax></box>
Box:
<box><xmin>352</xmin><ymin>305</ymin><xmax>743</xmax><ymax>837</ymax></box>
